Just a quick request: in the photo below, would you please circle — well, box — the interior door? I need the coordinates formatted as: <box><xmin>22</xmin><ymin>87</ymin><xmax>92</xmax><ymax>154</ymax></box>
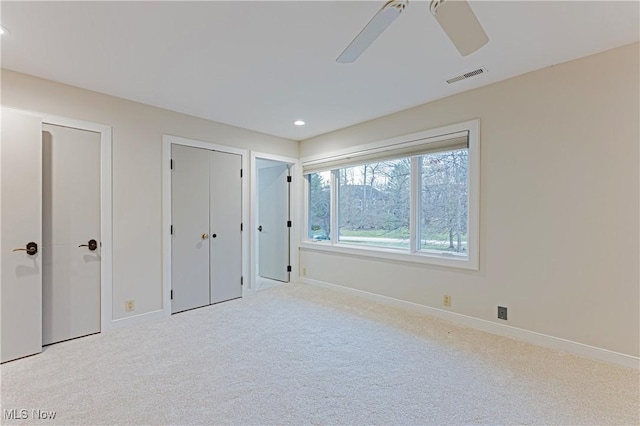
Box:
<box><xmin>171</xmin><ymin>144</ymin><xmax>211</xmax><ymax>313</ymax></box>
<box><xmin>1</xmin><ymin>108</ymin><xmax>43</xmax><ymax>363</ymax></box>
<box><xmin>42</xmin><ymin>124</ymin><xmax>101</xmax><ymax>346</ymax></box>
<box><xmin>257</xmin><ymin>163</ymin><xmax>290</xmax><ymax>282</ymax></box>
<box><xmin>210</xmin><ymin>151</ymin><xmax>242</xmax><ymax>303</ymax></box>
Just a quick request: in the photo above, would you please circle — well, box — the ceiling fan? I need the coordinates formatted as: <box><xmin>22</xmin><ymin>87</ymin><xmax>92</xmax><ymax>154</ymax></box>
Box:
<box><xmin>337</xmin><ymin>0</ymin><xmax>489</xmax><ymax>63</ymax></box>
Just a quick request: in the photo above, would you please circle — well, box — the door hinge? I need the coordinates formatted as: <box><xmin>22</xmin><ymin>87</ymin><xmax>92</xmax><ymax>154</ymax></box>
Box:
<box><xmin>240</xmin><ymin>169</ymin><xmax>243</xmax><ymax>178</ymax></box>
<box><xmin>170</xmin><ymin>225</ymin><xmax>173</xmax><ymax>235</ymax></box>
<box><xmin>170</xmin><ymin>159</ymin><xmax>173</xmax><ymax>170</ymax></box>
<box><xmin>287</xmin><ymin>265</ymin><xmax>292</xmax><ymax>272</ymax></box>
<box><xmin>287</xmin><ymin>175</ymin><xmax>292</xmax><ymax>183</ymax></box>
<box><xmin>241</xmin><ymin>276</ymin><xmax>244</xmax><ymax>286</ymax></box>
<box><xmin>287</xmin><ymin>220</ymin><xmax>292</xmax><ymax>228</ymax></box>
<box><xmin>240</xmin><ymin>223</ymin><xmax>243</xmax><ymax>231</ymax></box>
<box><xmin>170</xmin><ymin>290</ymin><xmax>173</xmax><ymax>300</ymax></box>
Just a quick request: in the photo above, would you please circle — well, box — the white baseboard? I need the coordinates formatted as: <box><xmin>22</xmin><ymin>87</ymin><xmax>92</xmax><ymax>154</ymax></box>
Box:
<box><xmin>298</xmin><ymin>277</ymin><xmax>639</xmax><ymax>370</ymax></box>
<box><xmin>104</xmin><ymin>309</ymin><xmax>168</xmax><ymax>332</ymax></box>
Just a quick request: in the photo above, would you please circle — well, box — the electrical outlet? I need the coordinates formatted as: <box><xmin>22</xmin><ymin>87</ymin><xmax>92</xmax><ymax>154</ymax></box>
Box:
<box><xmin>125</xmin><ymin>299</ymin><xmax>135</xmax><ymax>312</ymax></box>
<box><xmin>302</xmin><ymin>267</ymin><xmax>307</xmax><ymax>277</ymax></box>
<box><xmin>498</xmin><ymin>306</ymin><xmax>507</xmax><ymax>320</ymax></box>
<box><xmin>443</xmin><ymin>295</ymin><xmax>451</xmax><ymax>307</ymax></box>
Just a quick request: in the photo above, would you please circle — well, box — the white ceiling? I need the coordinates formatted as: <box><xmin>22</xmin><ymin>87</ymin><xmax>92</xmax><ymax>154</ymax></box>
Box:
<box><xmin>1</xmin><ymin>1</ymin><xmax>638</xmax><ymax>141</ymax></box>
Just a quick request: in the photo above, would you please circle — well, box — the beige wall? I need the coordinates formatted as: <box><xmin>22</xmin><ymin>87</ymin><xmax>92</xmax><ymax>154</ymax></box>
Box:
<box><xmin>1</xmin><ymin>70</ymin><xmax>298</xmax><ymax>320</ymax></box>
<box><xmin>299</xmin><ymin>43</ymin><xmax>640</xmax><ymax>357</ymax></box>
<box><xmin>2</xmin><ymin>42</ymin><xmax>638</xmax><ymax>358</ymax></box>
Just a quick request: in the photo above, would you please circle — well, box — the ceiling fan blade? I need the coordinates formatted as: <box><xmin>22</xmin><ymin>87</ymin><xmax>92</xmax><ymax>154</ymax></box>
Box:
<box><xmin>337</xmin><ymin>1</ymin><xmax>407</xmax><ymax>63</ymax></box>
<box><xmin>430</xmin><ymin>0</ymin><xmax>489</xmax><ymax>56</ymax></box>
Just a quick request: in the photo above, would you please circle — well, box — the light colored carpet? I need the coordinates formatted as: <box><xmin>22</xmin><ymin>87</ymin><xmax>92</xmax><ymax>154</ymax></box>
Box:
<box><xmin>1</xmin><ymin>283</ymin><xmax>638</xmax><ymax>425</ymax></box>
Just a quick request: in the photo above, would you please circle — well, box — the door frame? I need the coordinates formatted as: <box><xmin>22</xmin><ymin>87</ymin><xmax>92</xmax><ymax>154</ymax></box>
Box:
<box><xmin>250</xmin><ymin>152</ymin><xmax>300</xmax><ymax>291</ymax></box>
<box><xmin>2</xmin><ymin>108</ymin><xmax>113</xmax><ymax>333</ymax></box>
<box><xmin>162</xmin><ymin>135</ymin><xmax>248</xmax><ymax>317</ymax></box>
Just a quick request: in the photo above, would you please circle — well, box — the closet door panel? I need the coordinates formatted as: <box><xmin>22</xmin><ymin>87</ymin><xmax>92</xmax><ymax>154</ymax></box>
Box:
<box><xmin>209</xmin><ymin>151</ymin><xmax>242</xmax><ymax>304</ymax></box>
<box><xmin>171</xmin><ymin>144</ymin><xmax>211</xmax><ymax>313</ymax></box>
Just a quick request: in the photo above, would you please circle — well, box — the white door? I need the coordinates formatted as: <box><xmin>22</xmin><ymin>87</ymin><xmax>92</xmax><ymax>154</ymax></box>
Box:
<box><xmin>210</xmin><ymin>151</ymin><xmax>242</xmax><ymax>303</ymax></box>
<box><xmin>42</xmin><ymin>124</ymin><xmax>101</xmax><ymax>345</ymax></box>
<box><xmin>257</xmin><ymin>163</ymin><xmax>290</xmax><ymax>282</ymax></box>
<box><xmin>171</xmin><ymin>144</ymin><xmax>211</xmax><ymax>313</ymax></box>
<box><xmin>1</xmin><ymin>108</ymin><xmax>43</xmax><ymax>363</ymax></box>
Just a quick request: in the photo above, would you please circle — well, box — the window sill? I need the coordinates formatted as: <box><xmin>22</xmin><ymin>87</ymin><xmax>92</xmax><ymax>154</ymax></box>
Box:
<box><xmin>299</xmin><ymin>241</ymin><xmax>478</xmax><ymax>271</ymax></box>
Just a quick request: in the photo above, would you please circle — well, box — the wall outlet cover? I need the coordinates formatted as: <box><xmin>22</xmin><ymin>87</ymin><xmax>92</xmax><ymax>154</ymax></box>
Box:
<box><xmin>443</xmin><ymin>295</ymin><xmax>451</xmax><ymax>307</ymax></box>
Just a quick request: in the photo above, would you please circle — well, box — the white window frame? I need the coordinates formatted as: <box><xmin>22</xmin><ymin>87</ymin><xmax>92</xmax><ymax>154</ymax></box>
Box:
<box><xmin>301</xmin><ymin>119</ymin><xmax>479</xmax><ymax>271</ymax></box>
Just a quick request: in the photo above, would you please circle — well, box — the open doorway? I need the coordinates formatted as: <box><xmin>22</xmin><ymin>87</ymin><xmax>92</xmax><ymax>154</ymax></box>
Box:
<box><xmin>251</xmin><ymin>154</ymin><xmax>297</xmax><ymax>291</ymax></box>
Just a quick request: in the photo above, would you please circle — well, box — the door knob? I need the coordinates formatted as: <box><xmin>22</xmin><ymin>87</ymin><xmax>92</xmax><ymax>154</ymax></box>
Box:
<box><xmin>78</xmin><ymin>239</ymin><xmax>98</xmax><ymax>251</ymax></box>
<box><xmin>211</xmin><ymin>234</ymin><xmax>217</xmax><ymax>238</ymax></box>
<box><xmin>201</xmin><ymin>233</ymin><xmax>209</xmax><ymax>240</ymax></box>
<box><xmin>13</xmin><ymin>242</ymin><xmax>38</xmax><ymax>256</ymax></box>
<box><xmin>257</xmin><ymin>226</ymin><xmax>263</xmax><ymax>232</ymax></box>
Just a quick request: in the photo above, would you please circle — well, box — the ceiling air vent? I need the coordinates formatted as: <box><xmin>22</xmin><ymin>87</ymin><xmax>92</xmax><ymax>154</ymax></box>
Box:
<box><xmin>446</xmin><ymin>66</ymin><xmax>487</xmax><ymax>84</ymax></box>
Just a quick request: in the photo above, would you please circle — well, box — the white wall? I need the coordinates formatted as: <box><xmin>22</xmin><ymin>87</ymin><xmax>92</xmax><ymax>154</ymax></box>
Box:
<box><xmin>1</xmin><ymin>70</ymin><xmax>298</xmax><ymax>321</ymax></box>
<box><xmin>299</xmin><ymin>43</ymin><xmax>639</xmax><ymax>358</ymax></box>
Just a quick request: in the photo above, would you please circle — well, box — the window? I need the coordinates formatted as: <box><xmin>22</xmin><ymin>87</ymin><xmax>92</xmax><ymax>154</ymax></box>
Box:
<box><xmin>338</xmin><ymin>159</ymin><xmax>410</xmax><ymax>249</ymax></box>
<box><xmin>307</xmin><ymin>171</ymin><xmax>331</xmax><ymax>240</ymax></box>
<box><xmin>418</xmin><ymin>149</ymin><xmax>468</xmax><ymax>255</ymax></box>
<box><xmin>302</xmin><ymin>120</ymin><xmax>479</xmax><ymax>270</ymax></box>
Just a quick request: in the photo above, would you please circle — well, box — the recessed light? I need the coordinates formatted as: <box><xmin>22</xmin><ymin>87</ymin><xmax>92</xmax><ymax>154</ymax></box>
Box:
<box><xmin>294</xmin><ymin>120</ymin><xmax>306</xmax><ymax>126</ymax></box>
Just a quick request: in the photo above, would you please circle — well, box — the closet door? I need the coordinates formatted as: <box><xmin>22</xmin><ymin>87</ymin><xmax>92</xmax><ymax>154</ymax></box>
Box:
<box><xmin>1</xmin><ymin>108</ymin><xmax>43</xmax><ymax>363</ymax></box>
<box><xmin>209</xmin><ymin>151</ymin><xmax>242</xmax><ymax>304</ymax></box>
<box><xmin>42</xmin><ymin>124</ymin><xmax>101</xmax><ymax>345</ymax></box>
<box><xmin>171</xmin><ymin>144</ymin><xmax>211</xmax><ymax>313</ymax></box>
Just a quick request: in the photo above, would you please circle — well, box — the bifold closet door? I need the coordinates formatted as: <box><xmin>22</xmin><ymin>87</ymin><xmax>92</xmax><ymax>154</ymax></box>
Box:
<box><xmin>171</xmin><ymin>144</ymin><xmax>211</xmax><ymax>314</ymax></box>
<box><xmin>210</xmin><ymin>151</ymin><xmax>242</xmax><ymax>304</ymax></box>
<box><xmin>1</xmin><ymin>108</ymin><xmax>43</xmax><ymax>363</ymax></box>
<box><xmin>42</xmin><ymin>124</ymin><xmax>101</xmax><ymax>346</ymax></box>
